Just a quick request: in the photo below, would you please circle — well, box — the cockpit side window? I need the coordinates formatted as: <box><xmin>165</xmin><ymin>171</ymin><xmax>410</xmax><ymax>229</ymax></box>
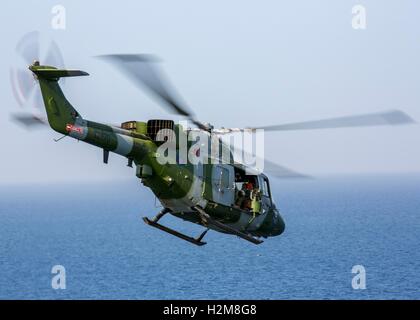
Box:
<box><xmin>259</xmin><ymin>176</ymin><xmax>271</xmax><ymax>200</ymax></box>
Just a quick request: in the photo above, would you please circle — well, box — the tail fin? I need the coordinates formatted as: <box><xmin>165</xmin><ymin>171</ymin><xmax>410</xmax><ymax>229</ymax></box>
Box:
<box><xmin>29</xmin><ymin>63</ymin><xmax>89</xmax><ymax>135</ymax></box>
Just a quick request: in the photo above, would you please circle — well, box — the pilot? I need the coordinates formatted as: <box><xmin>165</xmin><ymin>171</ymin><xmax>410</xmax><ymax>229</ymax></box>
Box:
<box><xmin>243</xmin><ymin>180</ymin><xmax>254</xmax><ymax>191</ymax></box>
<box><xmin>241</xmin><ymin>179</ymin><xmax>254</xmax><ymax>210</ymax></box>
<box><xmin>235</xmin><ymin>189</ymin><xmax>246</xmax><ymax>208</ymax></box>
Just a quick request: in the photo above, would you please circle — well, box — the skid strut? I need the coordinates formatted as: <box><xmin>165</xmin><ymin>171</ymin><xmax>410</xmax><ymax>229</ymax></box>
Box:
<box><xmin>142</xmin><ymin>209</ymin><xmax>209</xmax><ymax>246</ymax></box>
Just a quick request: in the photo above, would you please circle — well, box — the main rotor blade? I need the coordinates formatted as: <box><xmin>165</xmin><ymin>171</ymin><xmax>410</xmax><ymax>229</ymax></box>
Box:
<box><xmin>98</xmin><ymin>54</ymin><xmax>209</xmax><ymax>131</ymax></box>
<box><xmin>257</xmin><ymin>158</ymin><xmax>310</xmax><ymax>179</ymax></box>
<box><xmin>232</xmin><ymin>148</ymin><xmax>310</xmax><ymax>179</ymax></box>
<box><xmin>249</xmin><ymin>110</ymin><xmax>415</xmax><ymax>132</ymax></box>
<box><xmin>213</xmin><ymin>110</ymin><xmax>415</xmax><ymax>135</ymax></box>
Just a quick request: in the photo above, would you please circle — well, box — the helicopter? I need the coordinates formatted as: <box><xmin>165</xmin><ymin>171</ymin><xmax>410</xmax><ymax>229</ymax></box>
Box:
<box><xmin>20</xmin><ymin>54</ymin><xmax>415</xmax><ymax>246</ymax></box>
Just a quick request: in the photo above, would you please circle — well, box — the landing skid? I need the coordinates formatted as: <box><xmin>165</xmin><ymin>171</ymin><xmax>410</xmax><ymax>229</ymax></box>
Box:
<box><xmin>142</xmin><ymin>209</ymin><xmax>209</xmax><ymax>246</ymax></box>
<box><xmin>143</xmin><ymin>207</ymin><xmax>263</xmax><ymax>246</ymax></box>
<box><xmin>192</xmin><ymin>206</ymin><xmax>263</xmax><ymax>245</ymax></box>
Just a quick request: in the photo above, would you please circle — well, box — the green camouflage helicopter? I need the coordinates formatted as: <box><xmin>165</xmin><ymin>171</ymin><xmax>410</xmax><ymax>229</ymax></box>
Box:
<box><xmin>20</xmin><ymin>54</ymin><xmax>414</xmax><ymax>246</ymax></box>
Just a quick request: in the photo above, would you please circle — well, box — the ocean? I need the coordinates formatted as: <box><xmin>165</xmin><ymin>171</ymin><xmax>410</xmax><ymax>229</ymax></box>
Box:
<box><xmin>0</xmin><ymin>174</ymin><xmax>419</xmax><ymax>299</ymax></box>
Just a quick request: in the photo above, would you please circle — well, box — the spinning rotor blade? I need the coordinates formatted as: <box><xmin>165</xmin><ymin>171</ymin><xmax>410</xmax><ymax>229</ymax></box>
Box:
<box><xmin>44</xmin><ymin>40</ymin><xmax>65</xmax><ymax>68</ymax></box>
<box><xmin>11</xmin><ymin>31</ymin><xmax>66</xmax><ymax>130</ymax></box>
<box><xmin>11</xmin><ymin>113</ymin><xmax>47</xmax><ymax>128</ymax></box>
<box><xmin>214</xmin><ymin>110</ymin><xmax>415</xmax><ymax>134</ymax></box>
<box><xmin>215</xmin><ymin>109</ymin><xmax>415</xmax><ymax>178</ymax></box>
<box><xmin>253</xmin><ymin>110</ymin><xmax>415</xmax><ymax>131</ymax></box>
<box><xmin>16</xmin><ymin>31</ymin><xmax>40</xmax><ymax>65</ymax></box>
<box><xmin>98</xmin><ymin>54</ymin><xmax>209</xmax><ymax>131</ymax></box>
<box><xmin>10</xmin><ymin>68</ymin><xmax>35</xmax><ymax>106</ymax></box>
<box><xmin>247</xmin><ymin>157</ymin><xmax>310</xmax><ymax>179</ymax></box>
<box><xmin>231</xmin><ymin>146</ymin><xmax>310</xmax><ymax>179</ymax></box>
<box><xmin>262</xmin><ymin>158</ymin><xmax>310</xmax><ymax>179</ymax></box>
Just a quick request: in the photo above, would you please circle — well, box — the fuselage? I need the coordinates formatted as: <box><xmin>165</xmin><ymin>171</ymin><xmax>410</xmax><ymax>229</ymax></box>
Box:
<box><xmin>31</xmin><ymin>63</ymin><xmax>285</xmax><ymax>240</ymax></box>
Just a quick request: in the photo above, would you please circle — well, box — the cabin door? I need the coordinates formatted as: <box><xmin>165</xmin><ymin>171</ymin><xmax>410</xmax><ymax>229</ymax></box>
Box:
<box><xmin>211</xmin><ymin>164</ymin><xmax>235</xmax><ymax>206</ymax></box>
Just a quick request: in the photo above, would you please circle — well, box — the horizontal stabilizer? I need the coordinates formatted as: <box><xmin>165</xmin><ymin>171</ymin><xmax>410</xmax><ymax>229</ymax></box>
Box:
<box><xmin>29</xmin><ymin>67</ymin><xmax>89</xmax><ymax>79</ymax></box>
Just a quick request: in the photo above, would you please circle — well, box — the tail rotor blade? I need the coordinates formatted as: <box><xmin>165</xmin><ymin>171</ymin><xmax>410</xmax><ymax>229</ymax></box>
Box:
<box><xmin>10</xmin><ymin>68</ymin><xmax>35</xmax><ymax>106</ymax></box>
<box><xmin>31</xmin><ymin>88</ymin><xmax>45</xmax><ymax>111</ymax></box>
<box><xmin>11</xmin><ymin>31</ymin><xmax>65</xmax><ymax>130</ymax></box>
<box><xmin>44</xmin><ymin>40</ymin><xmax>65</xmax><ymax>68</ymax></box>
<box><xmin>16</xmin><ymin>31</ymin><xmax>40</xmax><ymax>64</ymax></box>
<box><xmin>11</xmin><ymin>113</ymin><xmax>47</xmax><ymax>128</ymax></box>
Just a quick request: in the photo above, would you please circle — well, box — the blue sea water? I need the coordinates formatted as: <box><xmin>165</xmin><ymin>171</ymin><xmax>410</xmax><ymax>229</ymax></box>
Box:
<box><xmin>0</xmin><ymin>174</ymin><xmax>419</xmax><ymax>300</ymax></box>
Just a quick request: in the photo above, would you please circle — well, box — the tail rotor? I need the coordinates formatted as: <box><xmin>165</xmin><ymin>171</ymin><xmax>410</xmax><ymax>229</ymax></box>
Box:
<box><xmin>10</xmin><ymin>31</ymin><xmax>65</xmax><ymax>128</ymax></box>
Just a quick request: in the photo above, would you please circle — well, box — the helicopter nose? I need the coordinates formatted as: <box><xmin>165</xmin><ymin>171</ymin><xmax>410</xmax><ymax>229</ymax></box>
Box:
<box><xmin>272</xmin><ymin>211</ymin><xmax>285</xmax><ymax>236</ymax></box>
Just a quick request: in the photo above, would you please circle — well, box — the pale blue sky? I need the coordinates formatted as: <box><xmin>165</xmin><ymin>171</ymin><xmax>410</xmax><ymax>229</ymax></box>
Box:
<box><xmin>1</xmin><ymin>0</ymin><xmax>420</xmax><ymax>184</ymax></box>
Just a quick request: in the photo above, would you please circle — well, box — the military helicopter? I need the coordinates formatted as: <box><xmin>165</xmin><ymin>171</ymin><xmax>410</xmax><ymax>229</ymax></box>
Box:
<box><xmin>19</xmin><ymin>54</ymin><xmax>415</xmax><ymax>246</ymax></box>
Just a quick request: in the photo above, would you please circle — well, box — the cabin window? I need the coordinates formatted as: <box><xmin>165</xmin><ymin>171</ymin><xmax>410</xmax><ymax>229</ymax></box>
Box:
<box><xmin>261</xmin><ymin>177</ymin><xmax>270</xmax><ymax>198</ymax></box>
<box><xmin>220</xmin><ymin>167</ymin><xmax>230</xmax><ymax>189</ymax></box>
<box><xmin>212</xmin><ymin>166</ymin><xmax>231</xmax><ymax>191</ymax></box>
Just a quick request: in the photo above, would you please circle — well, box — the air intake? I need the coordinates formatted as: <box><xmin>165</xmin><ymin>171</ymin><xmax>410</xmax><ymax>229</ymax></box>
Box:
<box><xmin>147</xmin><ymin>119</ymin><xmax>175</xmax><ymax>141</ymax></box>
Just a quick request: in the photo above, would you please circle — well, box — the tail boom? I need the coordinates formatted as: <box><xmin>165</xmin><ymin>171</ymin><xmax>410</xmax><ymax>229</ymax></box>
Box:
<box><xmin>29</xmin><ymin>62</ymin><xmax>152</xmax><ymax>162</ymax></box>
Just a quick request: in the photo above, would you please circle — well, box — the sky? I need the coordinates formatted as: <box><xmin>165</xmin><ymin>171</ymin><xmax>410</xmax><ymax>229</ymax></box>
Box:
<box><xmin>1</xmin><ymin>0</ymin><xmax>420</xmax><ymax>184</ymax></box>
